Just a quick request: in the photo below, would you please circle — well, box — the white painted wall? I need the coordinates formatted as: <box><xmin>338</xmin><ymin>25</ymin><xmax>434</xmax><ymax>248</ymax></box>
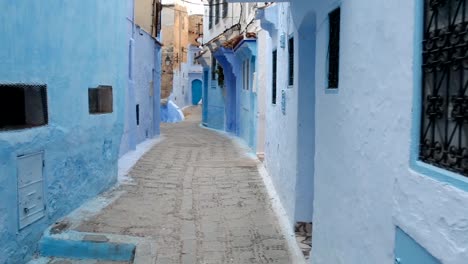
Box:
<box><xmin>203</xmin><ymin>3</ymin><xmax>262</xmax><ymax>44</ymax></box>
<box><xmin>258</xmin><ymin>3</ymin><xmax>298</xmax><ymax>226</ymax></box>
<box><xmin>290</xmin><ymin>0</ymin><xmax>468</xmax><ymax>263</ymax></box>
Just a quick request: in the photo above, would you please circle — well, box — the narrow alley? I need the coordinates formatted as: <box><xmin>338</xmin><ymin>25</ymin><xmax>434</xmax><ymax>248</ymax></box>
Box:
<box><xmin>76</xmin><ymin>107</ymin><xmax>292</xmax><ymax>264</ymax></box>
<box><xmin>4</xmin><ymin>1</ymin><xmax>468</xmax><ymax>263</ymax></box>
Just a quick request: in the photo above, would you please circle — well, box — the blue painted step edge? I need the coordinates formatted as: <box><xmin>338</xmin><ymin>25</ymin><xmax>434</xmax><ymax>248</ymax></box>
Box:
<box><xmin>39</xmin><ymin>236</ymin><xmax>136</xmax><ymax>261</ymax></box>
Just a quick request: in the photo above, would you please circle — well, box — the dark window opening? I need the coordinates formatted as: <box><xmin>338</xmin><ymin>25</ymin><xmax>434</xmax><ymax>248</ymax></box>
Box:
<box><xmin>328</xmin><ymin>8</ymin><xmax>340</xmax><ymax>89</ymax></box>
<box><xmin>222</xmin><ymin>0</ymin><xmax>228</xmax><ymax>18</ymax></box>
<box><xmin>272</xmin><ymin>50</ymin><xmax>277</xmax><ymax>104</ymax></box>
<box><xmin>209</xmin><ymin>0</ymin><xmax>213</xmax><ymax>29</ymax></box>
<box><xmin>211</xmin><ymin>57</ymin><xmax>217</xmax><ymax>80</ymax></box>
<box><xmin>88</xmin><ymin>85</ymin><xmax>113</xmax><ymax>114</ymax></box>
<box><xmin>215</xmin><ymin>0</ymin><xmax>220</xmax><ymax>24</ymax></box>
<box><xmin>136</xmin><ymin>104</ymin><xmax>140</xmax><ymax>126</ymax></box>
<box><xmin>0</xmin><ymin>84</ymin><xmax>48</xmax><ymax>131</ymax></box>
<box><xmin>288</xmin><ymin>37</ymin><xmax>294</xmax><ymax>86</ymax></box>
<box><xmin>128</xmin><ymin>41</ymin><xmax>133</xmax><ymax>80</ymax></box>
<box><xmin>419</xmin><ymin>0</ymin><xmax>468</xmax><ymax>177</ymax></box>
<box><xmin>217</xmin><ymin>64</ymin><xmax>225</xmax><ymax>87</ymax></box>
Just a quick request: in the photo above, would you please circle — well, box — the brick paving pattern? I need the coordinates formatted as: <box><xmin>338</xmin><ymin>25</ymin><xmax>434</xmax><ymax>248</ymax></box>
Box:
<box><xmin>77</xmin><ymin>107</ymin><xmax>292</xmax><ymax>264</ymax></box>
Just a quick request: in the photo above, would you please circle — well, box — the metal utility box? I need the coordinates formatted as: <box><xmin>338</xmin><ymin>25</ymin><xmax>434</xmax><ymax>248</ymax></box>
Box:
<box><xmin>17</xmin><ymin>152</ymin><xmax>45</xmax><ymax>229</ymax></box>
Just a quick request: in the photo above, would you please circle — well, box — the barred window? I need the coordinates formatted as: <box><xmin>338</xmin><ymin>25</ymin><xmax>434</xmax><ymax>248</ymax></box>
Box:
<box><xmin>328</xmin><ymin>8</ymin><xmax>340</xmax><ymax>89</ymax></box>
<box><xmin>288</xmin><ymin>37</ymin><xmax>294</xmax><ymax>86</ymax></box>
<box><xmin>419</xmin><ymin>0</ymin><xmax>468</xmax><ymax>176</ymax></box>
<box><xmin>0</xmin><ymin>84</ymin><xmax>48</xmax><ymax>130</ymax></box>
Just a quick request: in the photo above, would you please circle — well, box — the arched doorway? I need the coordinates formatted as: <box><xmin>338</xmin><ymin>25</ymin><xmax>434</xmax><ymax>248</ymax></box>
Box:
<box><xmin>191</xmin><ymin>79</ymin><xmax>202</xmax><ymax>105</ymax></box>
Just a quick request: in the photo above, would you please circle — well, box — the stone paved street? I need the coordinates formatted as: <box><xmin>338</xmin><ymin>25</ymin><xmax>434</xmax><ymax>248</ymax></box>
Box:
<box><xmin>76</xmin><ymin>107</ymin><xmax>292</xmax><ymax>264</ymax></box>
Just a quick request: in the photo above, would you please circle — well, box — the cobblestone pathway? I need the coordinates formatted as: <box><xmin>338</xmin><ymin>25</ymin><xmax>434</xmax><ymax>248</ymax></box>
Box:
<box><xmin>77</xmin><ymin>107</ymin><xmax>292</xmax><ymax>264</ymax></box>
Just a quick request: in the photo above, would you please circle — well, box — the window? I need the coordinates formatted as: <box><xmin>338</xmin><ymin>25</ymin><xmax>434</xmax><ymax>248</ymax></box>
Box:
<box><xmin>215</xmin><ymin>0</ymin><xmax>220</xmax><ymax>25</ymax></box>
<box><xmin>288</xmin><ymin>37</ymin><xmax>294</xmax><ymax>86</ymax></box>
<box><xmin>0</xmin><ymin>84</ymin><xmax>48</xmax><ymax>130</ymax></box>
<box><xmin>209</xmin><ymin>0</ymin><xmax>213</xmax><ymax>29</ymax></box>
<box><xmin>222</xmin><ymin>0</ymin><xmax>228</xmax><ymax>18</ymax></box>
<box><xmin>136</xmin><ymin>104</ymin><xmax>140</xmax><ymax>126</ymax></box>
<box><xmin>88</xmin><ymin>85</ymin><xmax>113</xmax><ymax>114</ymax></box>
<box><xmin>272</xmin><ymin>50</ymin><xmax>277</xmax><ymax>104</ymax></box>
<box><xmin>328</xmin><ymin>8</ymin><xmax>340</xmax><ymax>89</ymax></box>
<box><xmin>211</xmin><ymin>57</ymin><xmax>217</xmax><ymax>80</ymax></box>
<box><xmin>419</xmin><ymin>0</ymin><xmax>468</xmax><ymax>177</ymax></box>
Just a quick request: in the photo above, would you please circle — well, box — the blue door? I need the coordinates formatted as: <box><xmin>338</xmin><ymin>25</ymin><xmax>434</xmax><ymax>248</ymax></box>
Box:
<box><xmin>191</xmin><ymin>80</ymin><xmax>202</xmax><ymax>105</ymax></box>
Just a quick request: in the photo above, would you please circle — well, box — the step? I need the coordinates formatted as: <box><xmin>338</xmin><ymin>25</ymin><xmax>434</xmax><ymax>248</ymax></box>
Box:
<box><xmin>28</xmin><ymin>256</ymin><xmax>131</xmax><ymax>264</ymax></box>
<box><xmin>33</xmin><ymin>222</ymin><xmax>157</xmax><ymax>264</ymax></box>
<box><xmin>39</xmin><ymin>235</ymin><xmax>136</xmax><ymax>262</ymax></box>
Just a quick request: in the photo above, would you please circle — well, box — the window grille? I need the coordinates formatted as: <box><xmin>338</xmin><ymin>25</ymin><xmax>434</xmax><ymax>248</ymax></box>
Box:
<box><xmin>88</xmin><ymin>85</ymin><xmax>113</xmax><ymax>114</ymax></box>
<box><xmin>288</xmin><ymin>37</ymin><xmax>294</xmax><ymax>86</ymax></box>
<box><xmin>272</xmin><ymin>50</ymin><xmax>278</xmax><ymax>104</ymax></box>
<box><xmin>222</xmin><ymin>0</ymin><xmax>228</xmax><ymax>18</ymax></box>
<box><xmin>0</xmin><ymin>84</ymin><xmax>48</xmax><ymax>130</ymax></box>
<box><xmin>328</xmin><ymin>8</ymin><xmax>340</xmax><ymax>89</ymax></box>
<box><xmin>419</xmin><ymin>0</ymin><xmax>468</xmax><ymax>176</ymax></box>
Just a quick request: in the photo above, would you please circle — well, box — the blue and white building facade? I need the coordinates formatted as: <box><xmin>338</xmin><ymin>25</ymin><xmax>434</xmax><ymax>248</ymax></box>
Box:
<box><xmin>225</xmin><ymin>0</ymin><xmax>468</xmax><ymax>263</ymax></box>
<box><xmin>0</xmin><ymin>1</ymin><xmax>127</xmax><ymax>263</ymax></box>
<box><xmin>172</xmin><ymin>44</ymin><xmax>204</xmax><ymax>108</ymax></box>
<box><xmin>199</xmin><ymin>2</ymin><xmax>267</xmax><ymax>153</ymax></box>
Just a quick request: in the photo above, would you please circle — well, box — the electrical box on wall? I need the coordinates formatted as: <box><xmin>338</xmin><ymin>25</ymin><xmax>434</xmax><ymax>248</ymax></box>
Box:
<box><xmin>17</xmin><ymin>152</ymin><xmax>45</xmax><ymax>230</ymax></box>
<box><xmin>280</xmin><ymin>33</ymin><xmax>286</xmax><ymax>49</ymax></box>
<box><xmin>281</xmin><ymin>90</ymin><xmax>286</xmax><ymax>115</ymax></box>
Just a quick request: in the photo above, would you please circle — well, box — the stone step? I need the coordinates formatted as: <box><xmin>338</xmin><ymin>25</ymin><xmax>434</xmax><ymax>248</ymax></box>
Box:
<box><xmin>33</xmin><ymin>221</ymin><xmax>157</xmax><ymax>264</ymax></box>
<box><xmin>27</xmin><ymin>256</ymin><xmax>131</xmax><ymax>264</ymax></box>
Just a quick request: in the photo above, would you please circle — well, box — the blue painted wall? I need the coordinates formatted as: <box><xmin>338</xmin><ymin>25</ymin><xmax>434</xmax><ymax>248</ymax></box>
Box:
<box><xmin>203</xmin><ymin>57</ymin><xmax>226</xmax><ymax>130</ymax></box>
<box><xmin>202</xmin><ymin>69</ymin><xmax>209</xmax><ymax>125</ymax></box>
<box><xmin>214</xmin><ymin>48</ymin><xmax>237</xmax><ymax>134</ymax></box>
<box><xmin>0</xmin><ymin>1</ymin><xmax>127</xmax><ymax>263</ymax></box>
<box><xmin>120</xmin><ymin>0</ymin><xmax>161</xmax><ymax>157</ymax></box>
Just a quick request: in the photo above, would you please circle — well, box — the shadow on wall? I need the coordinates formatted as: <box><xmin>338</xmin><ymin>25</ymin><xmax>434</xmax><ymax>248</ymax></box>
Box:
<box><xmin>160</xmin><ymin>99</ymin><xmax>184</xmax><ymax>123</ymax></box>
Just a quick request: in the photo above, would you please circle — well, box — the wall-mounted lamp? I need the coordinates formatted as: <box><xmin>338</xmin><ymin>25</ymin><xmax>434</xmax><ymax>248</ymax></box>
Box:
<box><xmin>165</xmin><ymin>55</ymin><xmax>171</xmax><ymax>66</ymax></box>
